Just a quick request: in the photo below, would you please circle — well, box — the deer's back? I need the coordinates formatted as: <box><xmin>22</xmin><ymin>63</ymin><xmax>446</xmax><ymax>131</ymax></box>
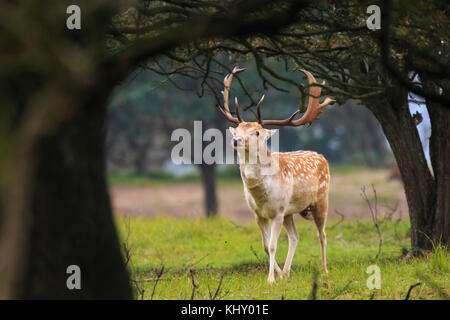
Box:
<box><xmin>275</xmin><ymin>151</ymin><xmax>330</xmax><ymax>215</ymax></box>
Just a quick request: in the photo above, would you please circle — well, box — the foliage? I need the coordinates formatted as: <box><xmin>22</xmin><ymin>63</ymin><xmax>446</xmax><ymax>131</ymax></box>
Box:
<box><xmin>107</xmin><ymin>62</ymin><xmax>392</xmax><ymax>171</ymax></box>
<box><xmin>108</xmin><ymin>0</ymin><xmax>450</xmax><ymax>251</ymax></box>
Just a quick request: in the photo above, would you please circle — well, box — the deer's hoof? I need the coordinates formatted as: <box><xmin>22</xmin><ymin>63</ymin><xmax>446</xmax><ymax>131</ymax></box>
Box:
<box><xmin>267</xmin><ymin>276</ymin><xmax>276</xmax><ymax>284</ymax></box>
<box><xmin>281</xmin><ymin>270</ymin><xmax>290</xmax><ymax>279</ymax></box>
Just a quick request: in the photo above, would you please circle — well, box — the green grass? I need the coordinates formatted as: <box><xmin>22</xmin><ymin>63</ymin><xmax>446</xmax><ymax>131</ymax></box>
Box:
<box><xmin>117</xmin><ymin>216</ymin><xmax>449</xmax><ymax>300</ymax></box>
<box><xmin>108</xmin><ymin>169</ymin><xmax>201</xmax><ymax>186</ymax></box>
<box><xmin>108</xmin><ymin>167</ymin><xmax>242</xmax><ymax>187</ymax></box>
<box><xmin>329</xmin><ymin>165</ymin><xmax>371</xmax><ymax>175</ymax></box>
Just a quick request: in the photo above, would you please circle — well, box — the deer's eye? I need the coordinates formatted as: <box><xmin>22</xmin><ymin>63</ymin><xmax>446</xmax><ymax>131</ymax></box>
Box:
<box><xmin>254</xmin><ymin>131</ymin><xmax>260</xmax><ymax>136</ymax></box>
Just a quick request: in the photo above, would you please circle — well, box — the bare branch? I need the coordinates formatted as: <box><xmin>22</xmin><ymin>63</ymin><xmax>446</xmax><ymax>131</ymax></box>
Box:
<box><xmin>189</xmin><ymin>269</ymin><xmax>199</xmax><ymax>300</ymax></box>
<box><xmin>404</xmin><ymin>282</ymin><xmax>422</xmax><ymax>300</ymax></box>
<box><xmin>150</xmin><ymin>266</ymin><xmax>165</xmax><ymax>300</ymax></box>
<box><xmin>361</xmin><ymin>185</ymin><xmax>383</xmax><ymax>260</ymax></box>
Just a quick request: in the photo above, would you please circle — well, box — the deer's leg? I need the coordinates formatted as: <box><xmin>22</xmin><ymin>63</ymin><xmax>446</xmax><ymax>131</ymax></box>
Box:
<box><xmin>256</xmin><ymin>216</ymin><xmax>282</xmax><ymax>276</ymax></box>
<box><xmin>267</xmin><ymin>215</ymin><xmax>284</xmax><ymax>283</ymax></box>
<box><xmin>313</xmin><ymin>199</ymin><xmax>328</xmax><ymax>273</ymax></box>
<box><xmin>282</xmin><ymin>214</ymin><xmax>299</xmax><ymax>278</ymax></box>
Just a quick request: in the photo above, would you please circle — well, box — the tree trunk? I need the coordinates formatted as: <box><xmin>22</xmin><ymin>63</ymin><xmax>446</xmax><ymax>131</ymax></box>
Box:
<box><xmin>429</xmin><ymin>104</ymin><xmax>450</xmax><ymax>246</ymax></box>
<box><xmin>366</xmin><ymin>86</ymin><xmax>436</xmax><ymax>252</ymax></box>
<box><xmin>423</xmin><ymin>79</ymin><xmax>450</xmax><ymax>247</ymax></box>
<box><xmin>134</xmin><ymin>146</ymin><xmax>150</xmax><ymax>176</ymax></box>
<box><xmin>199</xmin><ymin>163</ymin><xmax>218</xmax><ymax>218</ymax></box>
<box><xmin>20</xmin><ymin>95</ymin><xmax>132</xmax><ymax>298</ymax></box>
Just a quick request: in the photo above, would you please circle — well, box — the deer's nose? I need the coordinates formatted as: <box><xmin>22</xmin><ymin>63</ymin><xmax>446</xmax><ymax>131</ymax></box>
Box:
<box><xmin>233</xmin><ymin>137</ymin><xmax>243</xmax><ymax>147</ymax></box>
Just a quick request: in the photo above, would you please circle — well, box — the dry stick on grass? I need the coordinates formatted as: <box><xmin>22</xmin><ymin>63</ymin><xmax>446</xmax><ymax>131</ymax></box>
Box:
<box><xmin>189</xmin><ymin>269</ymin><xmax>199</xmax><ymax>300</ymax></box>
<box><xmin>122</xmin><ymin>216</ymin><xmax>132</xmax><ymax>267</ymax></box>
<box><xmin>380</xmin><ymin>200</ymin><xmax>399</xmax><ymax>225</ymax></box>
<box><xmin>250</xmin><ymin>245</ymin><xmax>263</xmax><ymax>263</ymax></box>
<box><xmin>122</xmin><ymin>217</ymin><xmax>146</xmax><ymax>299</ymax></box>
<box><xmin>361</xmin><ymin>185</ymin><xmax>383</xmax><ymax>260</ymax></box>
<box><xmin>130</xmin><ymin>279</ymin><xmax>146</xmax><ymax>300</ymax></box>
<box><xmin>228</xmin><ymin>219</ymin><xmax>245</xmax><ymax>229</ymax></box>
<box><xmin>137</xmin><ymin>276</ymin><xmax>169</xmax><ymax>282</ymax></box>
<box><xmin>404</xmin><ymin>282</ymin><xmax>422</xmax><ymax>300</ymax></box>
<box><xmin>207</xmin><ymin>274</ymin><xmax>225</xmax><ymax>300</ymax></box>
<box><xmin>328</xmin><ymin>209</ymin><xmax>345</xmax><ymax>230</ymax></box>
<box><xmin>187</xmin><ymin>254</ymin><xmax>210</xmax><ymax>269</ymax></box>
<box><xmin>150</xmin><ymin>266</ymin><xmax>165</xmax><ymax>300</ymax></box>
<box><xmin>329</xmin><ymin>280</ymin><xmax>353</xmax><ymax>300</ymax></box>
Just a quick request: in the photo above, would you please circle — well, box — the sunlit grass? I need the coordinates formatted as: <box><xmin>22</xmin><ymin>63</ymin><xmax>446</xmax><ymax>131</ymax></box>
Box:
<box><xmin>116</xmin><ymin>216</ymin><xmax>449</xmax><ymax>300</ymax></box>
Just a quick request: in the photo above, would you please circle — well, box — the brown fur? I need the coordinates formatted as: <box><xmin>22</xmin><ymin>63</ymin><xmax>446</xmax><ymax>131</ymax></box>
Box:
<box><xmin>230</xmin><ymin>122</ymin><xmax>330</xmax><ymax>281</ymax></box>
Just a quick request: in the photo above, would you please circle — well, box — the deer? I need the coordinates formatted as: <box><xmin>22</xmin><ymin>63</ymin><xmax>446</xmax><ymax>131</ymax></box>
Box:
<box><xmin>217</xmin><ymin>66</ymin><xmax>334</xmax><ymax>283</ymax></box>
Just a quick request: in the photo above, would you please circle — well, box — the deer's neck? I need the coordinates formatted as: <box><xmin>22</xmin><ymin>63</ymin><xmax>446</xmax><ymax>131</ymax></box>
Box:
<box><xmin>238</xmin><ymin>147</ymin><xmax>273</xmax><ymax>187</ymax></box>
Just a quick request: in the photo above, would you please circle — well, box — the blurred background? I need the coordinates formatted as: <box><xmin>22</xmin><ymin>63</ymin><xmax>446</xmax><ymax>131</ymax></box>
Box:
<box><xmin>1</xmin><ymin>0</ymin><xmax>446</xmax><ymax>299</ymax></box>
<box><xmin>105</xmin><ymin>60</ymin><xmax>426</xmax><ymax>222</ymax></box>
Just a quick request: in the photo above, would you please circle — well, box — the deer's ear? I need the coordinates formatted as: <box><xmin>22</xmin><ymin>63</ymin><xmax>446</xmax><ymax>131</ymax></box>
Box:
<box><xmin>229</xmin><ymin>127</ymin><xmax>236</xmax><ymax>136</ymax></box>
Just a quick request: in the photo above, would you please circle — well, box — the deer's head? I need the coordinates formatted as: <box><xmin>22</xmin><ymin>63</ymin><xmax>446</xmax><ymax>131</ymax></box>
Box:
<box><xmin>229</xmin><ymin>121</ymin><xmax>275</xmax><ymax>152</ymax></box>
<box><xmin>218</xmin><ymin>66</ymin><xmax>334</xmax><ymax>153</ymax></box>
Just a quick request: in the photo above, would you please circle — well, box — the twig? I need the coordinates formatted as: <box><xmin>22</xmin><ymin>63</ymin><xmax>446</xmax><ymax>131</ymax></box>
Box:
<box><xmin>329</xmin><ymin>280</ymin><xmax>353</xmax><ymax>300</ymax></box>
<box><xmin>361</xmin><ymin>185</ymin><xmax>383</xmax><ymax>260</ymax></box>
<box><xmin>408</xmin><ymin>99</ymin><xmax>426</xmax><ymax>105</ymax></box>
<box><xmin>187</xmin><ymin>254</ymin><xmax>209</xmax><ymax>269</ymax></box>
<box><xmin>380</xmin><ymin>201</ymin><xmax>399</xmax><ymax>224</ymax></box>
<box><xmin>122</xmin><ymin>217</ymin><xmax>146</xmax><ymax>299</ymax></box>
<box><xmin>130</xmin><ymin>279</ymin><xmax>146</xmax><ymax>300</ymax></box>
<box><xmin>328</xmin><ymin>209</ymin><xmax>345</xmax><ymax>230</ymax></box>
<box><xmin>212</xmin><ymin>274</ymin><xmax>225</xmax><ymax>300</ymax></box>
<box><xmin>150</xmin><ymin>266</ymin><xmax>165</xmax><ymax>300</ymax></box>
<box><xmin>189</xmin><ymin>269</ymin><xmax>199</xmax><ymax>300</ymax></box>
<box><xmin>207</xmin><ymin>282</ymin><xmax>212</xmax><ymax>299</ymax></box>
<box><xmin>122</xmin><ymin>216</ymin><xmax>132</xmax><ymax>267</ymax></box>
<box><xmin>250</xmin><ymin>245</ymin><xmax>263</xmax><ymax>263</ymax></box>
<box><xmin>228</xmin><ymin>219</ymin><xmax>245</xmax><ymax>229</ymax></box>
<box><xmin>404</xmin><ymin>282</ymin><xmax>422</xmax><ymax>300</ymax></box>
<box><xmin>136</xmin><ymin>276</ymin><xmax>169</xmax><ymax>282</ymax></box>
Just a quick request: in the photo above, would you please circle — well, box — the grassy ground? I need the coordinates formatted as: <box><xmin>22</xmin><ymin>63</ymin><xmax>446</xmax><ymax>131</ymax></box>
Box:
<box><xmin>117</xmin><ymin>216</ymin><xmax>449</xmax><ymax>300</ymax></box>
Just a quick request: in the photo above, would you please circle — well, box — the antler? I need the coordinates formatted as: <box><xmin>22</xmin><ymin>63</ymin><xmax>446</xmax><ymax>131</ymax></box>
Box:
<box><xmin>217</xmin><ymin>66</ymin><xmax>246</xmax><ymax>124</ymax></box>
<box><xmin>258</xmin><ymin>69</ymin><xmax>335</xmax><ymax>127</ymax></box>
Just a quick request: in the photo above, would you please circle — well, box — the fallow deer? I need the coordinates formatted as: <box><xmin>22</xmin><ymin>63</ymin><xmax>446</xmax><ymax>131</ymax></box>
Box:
<box><xmin>217</xmin><ymin>66</ymin><xmax>334</xmax><ymax>283</ymax></box>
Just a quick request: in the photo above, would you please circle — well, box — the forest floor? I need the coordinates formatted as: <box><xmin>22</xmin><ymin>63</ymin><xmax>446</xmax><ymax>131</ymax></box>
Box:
<box><xmin>110</xmin><ymin>168</ymin><xmax>408</xmax><ymax>222</ymax></box>
<box><xmin>117</xmin><ymin>216</ymin><xmax>449</xmax><ymax>300</ymax></box>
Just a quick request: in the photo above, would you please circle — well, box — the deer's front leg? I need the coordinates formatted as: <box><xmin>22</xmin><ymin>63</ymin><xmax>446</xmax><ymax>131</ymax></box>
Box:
<box><xmin>256</xmin><ymin>216</ymin><xmax>282</xmax><ymax>277</ymax></box>
<box><xmin>282</xmin><ymin>214</ymin><xmax>299</xmax><ymax>278</ymax></box>
<box><xmin>267</xmin><ymin>215</ymin><xmax>284</xmax><ymax>283</ymax></box>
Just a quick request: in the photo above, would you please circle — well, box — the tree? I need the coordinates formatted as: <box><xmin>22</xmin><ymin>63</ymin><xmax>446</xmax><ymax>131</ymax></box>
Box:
<box><xmin>0</xmin><ymin>0</ymin><xmax>309</xmax><ymax>298</ymax></box>
<box><xmin>136</xmin><ymin>0</ymin><xmax>449</xmax><ymax>252</ymax></box>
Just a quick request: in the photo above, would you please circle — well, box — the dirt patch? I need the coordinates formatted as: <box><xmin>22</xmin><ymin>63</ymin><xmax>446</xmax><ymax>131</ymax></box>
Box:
<box><xmin>110</xmin><ymin>170</ymin><xmax>408</xmax><ymax>223</ymax></box>
<box><xmin>110</xmin><ymin>183</ymin><xmax>254</xmax><ymax>222</ymax></box>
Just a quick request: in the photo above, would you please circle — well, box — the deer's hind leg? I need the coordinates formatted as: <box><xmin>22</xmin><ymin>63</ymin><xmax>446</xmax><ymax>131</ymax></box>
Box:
<box><xmin>313</xmin><ymin>198</ymin><xmax>328</xmax><ymax>273</ymax></box>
